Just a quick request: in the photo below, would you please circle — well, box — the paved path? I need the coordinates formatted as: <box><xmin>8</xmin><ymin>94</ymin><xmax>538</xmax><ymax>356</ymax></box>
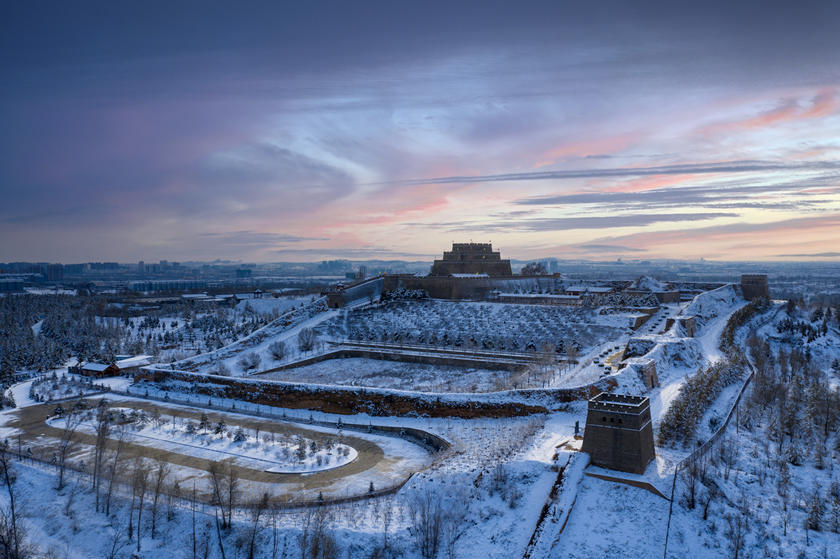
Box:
<box><xmin>5</xmin><ymin>397</ymin><xmax>429</xmax><ymax>503</ymax></box>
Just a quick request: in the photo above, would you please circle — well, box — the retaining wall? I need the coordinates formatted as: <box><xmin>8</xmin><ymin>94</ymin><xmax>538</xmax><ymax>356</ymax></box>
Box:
<box><xmin>136</xmin><ymin>367</ymin><xmax>617</xmax><ymax>418</ymax></box>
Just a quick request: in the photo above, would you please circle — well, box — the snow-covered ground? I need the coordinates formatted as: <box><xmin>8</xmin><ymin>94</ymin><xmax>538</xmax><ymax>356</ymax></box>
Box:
<box><xmin>1</xmin><ymin>281</ymin><xmax>836</xmax><ymax>558</ymax></box>
<box><xmin>49</xmin><ymin>408</ymin><xmax>358</xmax><ymax>474</ymax></box>
<box><xmin>260</xmin><ymin>357</ymin><xmax>516</xmax><ymax>392</ymax></box>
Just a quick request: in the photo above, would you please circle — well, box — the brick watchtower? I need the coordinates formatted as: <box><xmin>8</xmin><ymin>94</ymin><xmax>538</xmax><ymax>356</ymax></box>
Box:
<box><xmin>740</xmin><ymin>274</ymin><xmax>769</xmax><ymax>300</ymax></box>
<box><xmin>581</xmin><ymin>393</ymin><xmax>655</xmax><ymax>474</ymax></box>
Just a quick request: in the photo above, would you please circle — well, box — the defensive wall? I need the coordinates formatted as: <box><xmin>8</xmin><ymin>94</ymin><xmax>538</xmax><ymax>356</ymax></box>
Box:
<box><xmin>258</xmin><ymin>344</ymin><xmax>537</xmax><ymax>373</ymax></box>
<box><xmin>325</xmin><ymin>276</ymin><xmax>384</xmax><ymax>308</ymax></box>
<box><xmin>384</xmin><ymin>274</ymin><xmax>569</xmax><ymax>300</ymax></box>
<box><xmin>134</xmin><ymin>367</ymin><xmax>618</xmax><ymax>418</ymax></box>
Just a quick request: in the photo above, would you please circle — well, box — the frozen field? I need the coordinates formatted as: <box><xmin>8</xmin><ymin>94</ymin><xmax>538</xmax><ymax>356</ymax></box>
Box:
<box><xmin>260</xmin><ymin>357</ymin><xmax>518</xmax><ymax>392</ymax></box>
<box><xmin>316</xmin><ymin>300</ymin><xmax>637</xmax><ymax>355</ymax></box>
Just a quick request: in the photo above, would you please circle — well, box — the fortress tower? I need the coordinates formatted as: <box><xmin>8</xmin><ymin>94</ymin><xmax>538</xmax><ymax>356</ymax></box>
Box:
<box><xmin>740</xmin><ymin>274</ymin><xmax>769</xmax><ymax>300</ymax></box>
<box><xmin>581</xmin><ymin>393</ymin><xmax>655</xmax><ymax>474</ymax></box>
<box><xmin>429</xmin><ymin>242</ymin><xmax>512</xmax><ymax>277</ymax></box>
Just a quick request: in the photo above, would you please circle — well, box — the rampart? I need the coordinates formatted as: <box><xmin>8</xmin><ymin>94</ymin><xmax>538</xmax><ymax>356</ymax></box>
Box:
<box><xmin>135</xmin><ymin>367</ymin><xmax>617</xmax><ymax>418</ymax></box>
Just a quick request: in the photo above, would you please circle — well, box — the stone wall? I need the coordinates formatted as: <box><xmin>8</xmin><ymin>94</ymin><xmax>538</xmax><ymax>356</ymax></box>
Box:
<box><xmin>135</xmin><ymin>367</ymin><xmax>618</xmax><ymax>418</ymax></box>
<box><xmin>384</xmin><ymin>274</ymin><xmax>564</xmax><ymax>300</ymax></box>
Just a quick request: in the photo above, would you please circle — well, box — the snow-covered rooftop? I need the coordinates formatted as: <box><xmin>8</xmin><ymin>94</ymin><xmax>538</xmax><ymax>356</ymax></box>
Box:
<box><xmin>115</xmin><ymin>355</ymin><xmax>153</xmax><ymax>368</ymax></box>
<box><xmin>499</xmin><ymin>293</ymin><xmax>580</xmax><ymax>299</ymax></box>
<box><xmin>81</xmin><ymin>363</ymin><xmax>111</xmax><ymax>372</ymax></box>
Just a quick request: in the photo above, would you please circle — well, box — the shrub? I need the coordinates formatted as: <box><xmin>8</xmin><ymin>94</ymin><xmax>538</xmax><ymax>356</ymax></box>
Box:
<box><xmin>268</xmin><ymin>340</ymin><xmax>287</xmax><ymax>361</ymax></box>
<box><xmin>237</xmin><ymin>351</ymin><xmax>261</xmax><ymax>371</ymax></box>
<box><xmin>297</xmin><ymin>328</ymin><xmax>317</xmax><ymax>352</ymax></box>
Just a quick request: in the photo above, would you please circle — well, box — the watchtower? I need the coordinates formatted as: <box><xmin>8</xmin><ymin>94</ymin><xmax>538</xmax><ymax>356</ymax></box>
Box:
<box><xmin>740</xmin><ymin>274</ymin><xmax>769</xmax><ymax>300</ymax></box>
<box><xmin>581</xmin><ymin>393</ymin><xmax>655</xmax><ymax>474</ymax></box>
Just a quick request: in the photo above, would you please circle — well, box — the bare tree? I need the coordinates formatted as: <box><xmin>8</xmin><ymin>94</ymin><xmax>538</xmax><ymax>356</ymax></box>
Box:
<box><xmin>238</xmin><ymin>352</ymin><xmax>262</xmax><ymax>372</ymax></box>
<box><xmin>725</xmin><ymin>508</ymin><xmax>749</xmax><ymax>559</ymax></box>
<box><xmin>93</xmin><ymin>400</ymin><xmax>111</xmax><ymax>511</ymax></box>
<box><xmin>681</xmin><ymin>458</ymin><xmax>701</xmax><ymax>509</ymax></box>
<box><xmin>214</xmin><ymin>511</ymin><xmax>227</xmax><ymax>559</ymax></box>
<box><xmin>247</xmin><ymin>492</ymin><xmax>270</xmax><ymax>559</ymax></box>
<box><xmin>208</xmin><ymin>460</ymin><xmax>239</xmax><ymax>529</ymax></box>
<box><xmin>564</xmin><ymin>341</ymin><xmax>579</xmax><ymax>370</ymax></box>
<box><xmin>297</xmin><ymin>328</ymin><xmax>317</xmax><ymax>353</ymax></box>
<box><xmin>56</xmin><ymin>403</ymin><xmax>83</xmax><ymax>490</ymax></box>
<box><xmin>150</xmin><ymin>459</ymin><xmax>170</xmax><ymax>538</ymax></box>
<box><xmin>409</xmin><ymin>490</ymin><xmax>445</xmax><ymax>559</ymax></box>
<box><xmin>102</xmin><ymin>524</ymin><xmax>127</xmax><ymax>559</ymax></box>
<box><xmin>0</xmin><ymin>442</ymin><xmax>25</xmax><ymax>559</ymax></box>
<box><xmin>105</xmin><ymin>423</ymin><xmax>129</xmax><ymax>515</ymax></box>
<box><xmin>128</xmin><ymin>459</ymin><xmax>149</xmax><ymax>550</ymax></box>
<box><xmin>269</xmin><ymin>340</ymin><xmax>288</xmax><ymax>361</ymax></box>
<box><xmin>191</xmin><ymin>483</ymin><xmax>198</xmax><ymax>559</ymax></box>
<box><xmin>298</xmin><ymin>506</ymin><xmax>338</xmax><ymax>559</ymax></box>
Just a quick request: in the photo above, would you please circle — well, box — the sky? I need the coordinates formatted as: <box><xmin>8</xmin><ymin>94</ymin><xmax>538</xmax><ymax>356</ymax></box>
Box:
<box><xmin>1</xmin><ymin>1</ymin><xmax>839</xmax><ymax>263</ymax></box>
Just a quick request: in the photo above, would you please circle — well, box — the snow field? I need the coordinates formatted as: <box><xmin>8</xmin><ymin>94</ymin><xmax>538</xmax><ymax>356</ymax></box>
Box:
<box><xmin>48</xmin><ymin>408</ymin><xmax>358</xmax><ymax>474</ymax></box>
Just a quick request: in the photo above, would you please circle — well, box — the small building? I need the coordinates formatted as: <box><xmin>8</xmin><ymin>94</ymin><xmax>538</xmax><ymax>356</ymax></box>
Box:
<box><xmin>581</xmin><ymin>392</ymin><xmax>655</xmax><ymax>474</ymax></box>
<box><xmin>79</xmin><ymin>362</ymin><xmax>120</xmax><ymax>378</ymax></box>
<box><xmin>115</xmin><ymin>355</ymin><xmax>153</xmax><ymax>376</ymax></box>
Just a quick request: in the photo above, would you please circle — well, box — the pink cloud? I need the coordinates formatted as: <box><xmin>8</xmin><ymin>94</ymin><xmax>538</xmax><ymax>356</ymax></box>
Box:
<box><xmin>534</xmin><ymin>133</ymin><xmax>639</xmax><ymax>168</ymax></box>
<box><xmin>550</xmin><ymin>214</ymin><xmax>840</xmax><ymax>260</ymax></box>
<box><xmin>801</xmin><ymin>89</ymin><xmax>838</xmax><ymax>118</ymax></box>
<box><xmin>699</xmin><ymin>88</ymin><xmax>838</xmax><ymax>137</ymax></box>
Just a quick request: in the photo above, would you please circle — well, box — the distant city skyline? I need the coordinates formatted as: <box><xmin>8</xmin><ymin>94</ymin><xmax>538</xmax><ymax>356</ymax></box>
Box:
<box><xmin>2</xmin><ymin>1</ymin><xmax>839</xmax><ymax>263</ymax></box>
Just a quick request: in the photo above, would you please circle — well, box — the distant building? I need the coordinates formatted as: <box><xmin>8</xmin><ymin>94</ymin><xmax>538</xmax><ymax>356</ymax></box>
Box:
<box><xmin>78</xmin><ymin>362</ymin><xmax>120</xmax><ymax>378</ymax></box>
<box><xmin>129</xmin><ymin>279</ymin><xmax>207</xmax><ymax>292</ymax></box>
<box><xmin>565</xmin><ymin>285</ymin><xmax>614</xmax><ymax>296</ymax></box>
<box><xmin>430</xmin><ymin>242</ymin><xmax>512</xmax><ymax>277</ymax></box>
<box><xmin>138</xmin><ymin>261</ymin><xmax>145</xmax><ymax>274</ymax></box>
<box><xmin>497</xmin><ymin>293</ymin><xmax>582</xmax><ymax>306</ymax></box>
<box><xmin>0</xmin><ymin>278</ymin><xmax>24</xmax><ymax>292</ymax></box>
<box><xmin>41</xmin><ymin>263</ymin><xmax>63</xmax><ymax>281</ymax></box>
<box><xmin>581</xmin><ymin>393</ymin><xmax>655</xmax><ymax>474</ymax></box>
<box><xmin>236</xmin><ymin>268</ymin><xmax>252</xmax><ymax>278</ymax></box>
<box><xmin>741</xmin><ymin>274</ymin><xmax>769</xmax><ymax>300</ymax></box>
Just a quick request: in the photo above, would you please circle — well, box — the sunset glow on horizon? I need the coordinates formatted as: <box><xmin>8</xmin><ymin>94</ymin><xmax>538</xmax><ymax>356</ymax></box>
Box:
<box><xmin>2</xmin><ymin>1</ymin><xmax>839</xmax><ymax>263</ymax></box>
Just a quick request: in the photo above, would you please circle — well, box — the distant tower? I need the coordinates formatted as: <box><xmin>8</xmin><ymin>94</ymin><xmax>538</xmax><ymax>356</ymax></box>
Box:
<box><xmin>429</xmin><ymin>242</ymin><xmax>512</xmax><ymax>276</ymax></box>
<box><xmin>740</xmin><ymin>274</ymin><xmax>769</xmax><ymax>300</ymax></box>
<box><xmin>581</xmin><ymin>393</ymin><xmax>655</xmax><ymax>474</ymax></box>
<box><xmin>137</xmin><ymin>261</ymin><xmax>145</xmax><ymax>275</ymax></box>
